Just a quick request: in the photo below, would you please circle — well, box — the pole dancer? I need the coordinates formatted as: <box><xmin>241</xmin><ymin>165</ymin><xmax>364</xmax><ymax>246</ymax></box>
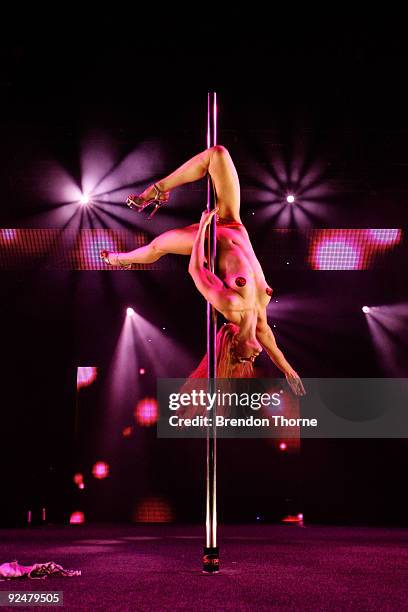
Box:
<box><xmin>100</xmin><ymin>97</ymin><xmax>305</xmax><ymax>571</ymax></box>
<box><xmin>100</xmin><ymin>147</ymin><xmax>306</xmax><ymax>394</ymax></box>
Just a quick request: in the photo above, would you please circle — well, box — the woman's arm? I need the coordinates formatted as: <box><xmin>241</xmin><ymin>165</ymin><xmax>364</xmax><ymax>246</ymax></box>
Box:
<box><xmin>256</xmin><ymin>317</ymin><xmax>306</xmax><ymax>396</ymax></box>
<box><xmin>188</xmin><ymin>209</ymin><xmax>243</xmax><ymax>313</ymax></box>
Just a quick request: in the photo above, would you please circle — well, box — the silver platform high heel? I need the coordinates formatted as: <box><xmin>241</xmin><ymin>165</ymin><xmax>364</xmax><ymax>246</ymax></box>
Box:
<box><xmin>100</xmin><ymin>250</ymin><xmax>133</xmax><ymax>270</ymax></box>
<box><xmin>126</xmin><ymin>184</ymin><xmax>169</xmax><ymax>219</ymax></box>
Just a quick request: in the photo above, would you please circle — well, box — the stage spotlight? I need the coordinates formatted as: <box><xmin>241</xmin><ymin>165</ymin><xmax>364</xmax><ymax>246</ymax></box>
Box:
<box><xmin>364</xmin><ymin>302</ymin><xmax>408</xmax><ymax>376</ymax></box>
<box><xmin>126</xmin><ymin>307</ymin><xmax>135</xmax><ymax>317</ymax></box>
<box><xmin>286</xmin><ymin>194</ymin><xmax>295</xmax><ymax>203</ymax></box>
<box><xmin>279</xmin><ymin>442</ymin><xmax>287</xmax><ymax>451</ymax></box>
<box><xmin>362</xmin><ymin>306</ymin><xmax>371</xmax><ymax>314</ymax></box>
<box><xmin>139</xmin><ymin>367</ymin><xmax>145</xmax><ymax>375</ymax></box>
<box><xmin>80</xmin><ymin>193</ymin><xmax>90</xmax><ymax>205</ymax></box>
<box><xmin>77</xmin><ymin>366</ymin><xmax>97</xmax><ymax>390</ymax></box>
<box><xmin>73</xmin><ymin>473</ymin><xmax>84</xmax><ymax>486</ymax></box>
<box><xmin>282</xmin><ymin>514</ymin><xmax>304</xmax><ymax>525</ymax></box>
<box><xmin>69</xmin><ymin>511</ymin><xmax>85</xmax><ymax>524</ymax></box>
<box><xmin>134</xmin><ymin>397</ymin><xmax>158</xmax><ymax>426</ymax></box>
<box><xmin>92</xmin><ymin>461</ymin><xmax>109</xmax><ymax>479</ymax></box>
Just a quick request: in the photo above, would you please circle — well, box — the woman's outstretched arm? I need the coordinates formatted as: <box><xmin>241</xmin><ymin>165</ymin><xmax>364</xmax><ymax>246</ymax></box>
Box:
<box><xmin>256</xmin><ymin>316</ymin><xmax>306</xmax><ymax>396</ymax></box>
<box><xmin>188</xmin><ymin>209</ymin><xmax>243</xmax><ymax>314</ymax></box>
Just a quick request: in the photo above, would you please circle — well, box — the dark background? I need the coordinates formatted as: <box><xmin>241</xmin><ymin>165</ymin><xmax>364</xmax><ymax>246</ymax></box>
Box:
<box><xmin>1</xmin><ymin>18</ymin><xmax>408</xmax><ymax>526</ymax></box>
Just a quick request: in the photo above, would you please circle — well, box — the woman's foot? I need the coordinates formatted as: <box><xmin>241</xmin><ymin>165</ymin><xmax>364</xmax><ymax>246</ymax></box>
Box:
<box><xmin>126</xmin><ymin>183</ymin><xmax>170</xmax><ymax>218</ymax></box>
<box><xmin>100</xmin><ymin>250</ymin><xmax>133</xmax><ymax>269</ymax></box>
<box><xmin>139</xmin><ymin>182</ymin><xmax>170</xmax><ymax>203</ymax></box>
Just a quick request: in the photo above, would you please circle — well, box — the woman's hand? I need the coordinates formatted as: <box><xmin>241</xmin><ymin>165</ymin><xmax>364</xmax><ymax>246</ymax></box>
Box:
<box><xmin>284</xmin><ymin>368</ymin><xmax>306</xmax><ymax>396</ymax></box>
<box><xmin>199</xmin><ymin>207</ymin><xmax>219</xmax><ymax>231</ymax></box>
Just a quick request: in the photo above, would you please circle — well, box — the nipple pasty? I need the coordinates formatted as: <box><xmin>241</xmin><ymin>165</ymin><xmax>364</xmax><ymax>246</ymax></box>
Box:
<box><xmin>235</xmin><ymin>276</ymin><xmax>247</xmax><ymax>287</ymax></box>
<box><xmin>266</xmin><ymin>286</ymin><xmax>273</xmax><ymax>296</ymax></box>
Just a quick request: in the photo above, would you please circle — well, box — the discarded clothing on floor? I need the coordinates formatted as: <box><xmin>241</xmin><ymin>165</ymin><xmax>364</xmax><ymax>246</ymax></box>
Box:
<box><xmin>0</xmin><ymin>560</ymin><xmax>81</xmax><ymax>580</ymax></box>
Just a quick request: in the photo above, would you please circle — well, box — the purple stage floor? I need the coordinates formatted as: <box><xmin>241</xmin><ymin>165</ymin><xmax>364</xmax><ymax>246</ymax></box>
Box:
<box><xmin>0</xmin><ymin>524</ymin><xmax>407</xmax><ymax>610</ymax></box>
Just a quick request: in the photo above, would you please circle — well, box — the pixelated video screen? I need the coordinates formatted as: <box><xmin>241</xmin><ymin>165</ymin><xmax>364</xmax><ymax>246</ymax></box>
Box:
<box><xmin>0</xmin><ymin>228</ymin><xmax>403</xmax><ymax>270</ymax></box>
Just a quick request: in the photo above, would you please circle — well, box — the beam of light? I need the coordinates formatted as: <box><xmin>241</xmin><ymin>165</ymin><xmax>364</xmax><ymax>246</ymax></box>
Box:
<box><xmin>97</xmin><ymin>303</ymin><xmax>190</xmax><ymax>458</ymax></box>
<box><xmin>13</xmin><ymin>153</ymin><xmax>102</xmax><ymax>257</ymax></box>
<box><xmin>132</xmin><ymin>497</ymin><xmax>174</xmax><ymax>523</ymax></box>
<box><xmin>77</xmin><ymin>366</ymin><xmax>97</xmax><ymax>390</ymax></box>
<box><xmin>31</xmin><ymin>159</ymin><xmax>83</xmax><ymax>204</ymax></box>
<box><xmin>27</xmin><ymin>139</ymin><xmax>168</xmax><ymax>233</ymax></box>
<box><xmin>80</xmin><ymin>130</ymin><xmax>118</xmax><ymax>197</ymax></box>
<box><xmin>92</xmin><ymin>461</ymin><xmax>109</xmax><ymax>479</ymax></box>
<box><xmin>277</xmin><ymin>199</ymin><xmax>333</xmax><ymax>229</ymax></box>
<box><xmin>266</xmin><ymin>292</ymin><xmax>351</xmax><ymax>375</ymax></box>
<box><xmin>23</xmin><ymin>157</ymin><xmax>92</xmax><ymax>231</ymax></box>
<box><xmin>91</xmin><ymin>140</ymin><xmax>167</xmax><ymax>201</ymax></box>
<box><xmin>88</xmin><ymin>200</ymin><xmax>149</xmax><ymax>233</ymax></box>
<box><xmin>127</xmin><ymin>311</ymin><xmax>194</xmax><ymax>378</ymax></box>
<box><xmin>364</xmin><ymin>303</ymin><xmax>408</xmax><ymax>376</ymax></box>
<box><xmin>362</xmin><ymin>306</ymin><xmax>371</xmax><ymax>314</ymax></box>
<box><xmin>126</xmin><ymin>307</ymin><xmax>135</xmax><ymax>317</ymax></box>
<box><xmin>105</xmin><ymin>312</ymin><xmax>140</xmax><ymax>417</ymax></box>
<box><xmin>244</xmin><ymin>137</ymin><xmax>334</xmax><ymax>227</ymax></box>
<box><xmin>22</xmin><ymin>202</ymin><xmax>83</xmax><ymax>229</ymax></box>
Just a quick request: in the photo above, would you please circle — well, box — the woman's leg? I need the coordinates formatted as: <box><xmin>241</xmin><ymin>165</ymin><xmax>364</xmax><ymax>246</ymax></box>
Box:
<box><xmin>107</xmin><ymin>146</ymin><xmax>240</xmax><ymax>265</ymax></box>
<box><xmin>141</xmin><ymin>145</ymin><xmax>241</xmax><ymax>222</ymax></box>
<box><xmin>112</xmin><ymin>224</ymin><xmax>199</xmax><ymax>265</ymax></box>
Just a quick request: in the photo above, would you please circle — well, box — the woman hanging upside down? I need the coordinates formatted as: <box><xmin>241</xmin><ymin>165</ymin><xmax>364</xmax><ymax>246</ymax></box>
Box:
<box><xmin>100</xmin><ymin>145</ymin><xmax>305</xmax><ymax>396</ymax></box>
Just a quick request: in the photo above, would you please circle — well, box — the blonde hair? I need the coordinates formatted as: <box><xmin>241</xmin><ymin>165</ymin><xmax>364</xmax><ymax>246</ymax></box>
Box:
<box><xmin>188</xmin><ymin>323</ymin><xmax>255</xmax><ymax>379</ymax></box>
<box><xmin>177</xmin><ymin>323</ymin><xmax>255</xmax><ymax>420</ymax></box>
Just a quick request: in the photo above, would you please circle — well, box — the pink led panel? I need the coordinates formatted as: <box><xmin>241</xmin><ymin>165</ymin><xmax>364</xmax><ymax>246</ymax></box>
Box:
<box><xmin>308</xmin><ymin>229</ymin><xmax>402</xmax><ymax>270</ymax></box>
<box><xmin>0</xmin><ymin>228</ymin><xmax>403</xmax><ymax>270</ymax></box>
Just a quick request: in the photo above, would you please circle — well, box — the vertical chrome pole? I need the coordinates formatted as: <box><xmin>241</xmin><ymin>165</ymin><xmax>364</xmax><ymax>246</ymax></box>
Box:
<box><xmin>203</xmin><ymin>91</ymin><xmax>219</xmax><ymax>573</ymax></box>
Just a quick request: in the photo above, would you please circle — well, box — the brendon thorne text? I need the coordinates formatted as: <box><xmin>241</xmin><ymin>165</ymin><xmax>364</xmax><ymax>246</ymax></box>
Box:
<box><xmin>168</xmin><ymin>415</ymin><xmax>318</xmax><ymax>428</ymax></box>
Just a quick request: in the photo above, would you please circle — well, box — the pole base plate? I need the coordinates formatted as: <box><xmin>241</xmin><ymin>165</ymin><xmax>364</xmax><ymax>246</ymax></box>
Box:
<box><xmin>202</xmin><ymin>546</ymin><xmax>219</xmax><ymax>573</ymax></box>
